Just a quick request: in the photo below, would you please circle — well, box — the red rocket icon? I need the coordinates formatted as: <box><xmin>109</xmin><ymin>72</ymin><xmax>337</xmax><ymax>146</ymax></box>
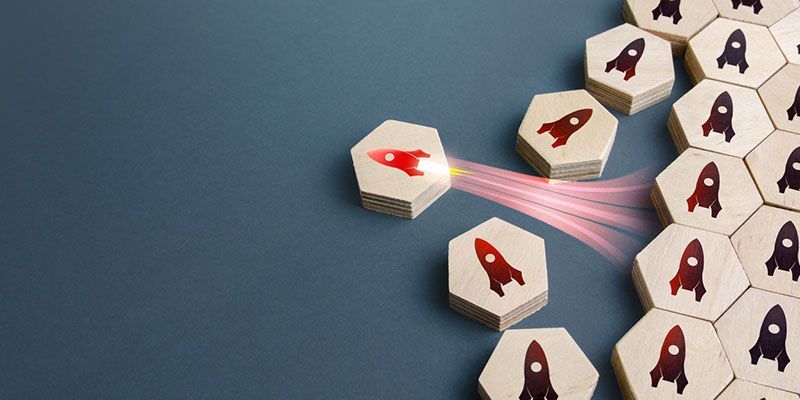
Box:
<box><xmin>701</xmin><ymin>91</ymin><xmax>736</xmax><ymax>143</ymax></box>
<box><xmin>519</xmin><ymin>340</ymin><xmax>558</xmax><ymax>400</ymax></box>
<box><xmin>367</xmin><ymin>148</ymin><xmax>430</xmax><ymax>177</ymax></box>
<box><xmin>474</xmin><ymin>238</ymin><xmax>525</xmax><ymax>297</ymax></box>
<box><xmin>749</xmin><ymin>304</ymin><xmax>791</xmax><ymax>372</ymax></box>
<box><xmin>686</xmin><ymin>161</ymin><xmax>722</xmax><ymax>218</ymax></box>
<box><xmin>765</xmin><ymin>221</ymin><xmax>800</xmax><ymax>281</ymax></box>
<box><xmin>536</xmin><ymin>108</ymin><xmax>593</xmax><ymax>148</ymax></box>
<box><xmin>650</xmin><ymin>325</ymin><xmax>688</xmax><ymax>394</ymax></box>
<box><xmin>605</xmin><ymin>38</ymin><xmax>646</xmax><ymax>81</ymax></box>
<box><xmin>669</xmin><ymin>239</ymin><xmax>706</xmax><ymax>302</ymax></box>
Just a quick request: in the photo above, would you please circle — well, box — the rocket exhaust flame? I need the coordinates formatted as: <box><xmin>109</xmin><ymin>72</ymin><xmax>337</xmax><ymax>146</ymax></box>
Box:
<box><xmin>448</xmin><ymin>158</ymin><xmax>659</xmax><ymax>269</ymax></box>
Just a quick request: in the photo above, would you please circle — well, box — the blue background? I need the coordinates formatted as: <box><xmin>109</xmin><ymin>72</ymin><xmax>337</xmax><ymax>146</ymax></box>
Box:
<box><xmin>1</xmin><ymin>0</ymin><xmax>690</xmax><ymax>398</ymax></box>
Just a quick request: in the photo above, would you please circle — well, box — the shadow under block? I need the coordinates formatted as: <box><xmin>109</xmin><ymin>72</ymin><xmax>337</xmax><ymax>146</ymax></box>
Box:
<box><xmin>622</xmin><ymin>0</ymin><xmax>718</xmax><ymax>54</ymax></box>
<box><xmin>668</xmin><ymin>79</ymin><xmax>774</xmax><ymax>158</ymax></box>
<box><xmin>716</xmin><ymin>379</ymin><xmax>800</xmax><ymax>399</ymax></box>
<box><xmin>769</xmin><ymin>8</ymin><xmax>800</xmax><ymax>65</ymax></box>
<box><xmin>714</xmin><ymin>287</ymin><xmax>800</xmax><ymax>393</ymax></box>
<box><xmin>448</xmin><ymin>217</ymin><xmax>548</xmax><ymax>331</ymax></box>
<box><xmin>651</xmin><ymin>148</ymin><xmax>762</xmax><ymax>235</ymax></box>
<box><xmin>516</xmin><ymin>89</ymin><xmax>618</xmax><ymax>181</ymax></box>
<box><xmin>758</xmin><ymin>64</ymin><xmax>800</xmax><ymax>135</ymax></box>
<box><xmin>632</xmin><ymin>224</ymin><xmax>749</xmax><ymax>321</ymax></box>
<box><xmin>745</xmin><ymin>130</ymin><xmax>800</xmax><ymax>211</ymax></box>
<box><xmin>478</xmin><ymin>328</ymin><xmax>599</xmax><ymax>400</ymax></box>
<box><xmin>712</xmin><ymin>0</ymin><xmax>799</xmax><ymax>26</ymax></box>
<box><xmin>585</xmin><ymin>23</ymin><xmax>675</xmax><ymax>115</ymax></box>
<box><xmin>685</xmin><ymin>18</ymin><xmax>786</xmax><ymax>88</ymax></box>
<box><xmin>612</xmin><ymin>308</ymin><xmax>733</xmax><ymax>399</ymax></box>
<box><xmin>350</xmin><ymin>120</ymin><xmax>450</xmax><ymax>219</ymax></box>
<box><xmin>731</xmin><ymin>205</ymin><xmax>800</xmax><ymax>298</ymax></box>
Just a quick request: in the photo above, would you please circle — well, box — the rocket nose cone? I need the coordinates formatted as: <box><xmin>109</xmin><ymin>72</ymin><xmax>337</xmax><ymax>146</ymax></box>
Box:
<box><xmin>632</xmin><ymin>37</ymin><xmax>646</xmax><ymax>51</ymax></box>
<box><xmin>767</xmin><ymin>304</ymin><xmax>787</xmax><ymax>325</ymax></box>
<box><xmin>576</xmin><ymin>108</ymin><xmax>593</xmax><ymax>122</ymax></box>
<box><xmin>701</xmin><ymin>162</ymin><xmax>720</xmax><ymax>181</ymax></box>
<box><xmin>667</xmin><ymin>325</ymin><xmax>686</xmax><ymax>347</ymax></box>
<box><xmin>367</xmin><ymin>149</ymin><xmax>392</xmax><ymax>165</ymax></box>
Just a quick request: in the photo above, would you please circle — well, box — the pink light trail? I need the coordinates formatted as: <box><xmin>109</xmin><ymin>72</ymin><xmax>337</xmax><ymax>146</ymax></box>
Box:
<box><xmin>448</xmin><ymin>158</ymin><xmax>660</xmax><ymax>269</ymax></box>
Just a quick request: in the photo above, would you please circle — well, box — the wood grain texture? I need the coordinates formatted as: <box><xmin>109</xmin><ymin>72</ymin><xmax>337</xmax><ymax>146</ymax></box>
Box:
<box><xmin>731</xmin><ymin>205</ymin><xmax>800</xmax><ymax>297</ymax></box>
<box><xmin>685</xmin><ymin>18</ymin><xmax>786</xmax><ymax>88</ymax></box>
<box><xmin>479</xmin><ymin>328</ymin><xmax>598</xmax><ymax>400</ymax></box>
<box><xmin>448</xmin><ymin>217</ymin><xmax>548</xmax><ymax>329</ymax></box>
<box><xmin>612</xmin><ymin>308</ymin><xmax>733</xmax><ymax>399</ymax></box>
<box><xmin>669</xmin><ymin>79</ymin><xmax>774</xmax><ymax>158</ymax></box>
<box><xmin>758</xmin><ymin>64</ymin><xmax>800</xmax><ymax>135</ymax></box>
<box><xmin>516</xmin><ymin>89</ymin><xmax>618</xmax><ymax>180</ymax></box>
<box><xmin>623</xmin><ymin>0</ymin><xmax>718</xmax><ymax>54</ymax></box>
<box><xmin>713</xmin><ymin>0</ymin><xmax>799</xmax><ymax>26</ymax></box>
<box><xmin>632</xmin><ymin>223</ymin><xmax>749</xmax><ymax>321</ymax></box>
<box><xmin>745</xmin><ymin>130</ymin><xmax>800</xmax><ymax>210</ymax></box>
<box><xmin>770</xmin><ymin>7</ymin><xmax>800</xmax><ymax>65</ymax></box>
<box><xmin>653</xmin><ymin>148</ymin><xmax>762</xmax><ymax>235</ymax></box>
<box><xmin>715</xmin><ymin>288</ymin><xmax>800</xmax><ymax>393</ymax></box>
<box><xmin>585</xmin><ymin>23</ymin><xmax>674</xmax><ymax>114</ymax></box>
<box><xmin>716</xmin><ymin>379</ymin><xmax>800</xmax><ymax>399</ymax></box>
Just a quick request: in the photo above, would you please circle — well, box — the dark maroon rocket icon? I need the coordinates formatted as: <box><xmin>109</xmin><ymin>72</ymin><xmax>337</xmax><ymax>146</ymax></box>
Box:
<box><xmin>650</xmin><ymin>325</ymin><xmax>688</xmax><ymax>394</ymax></box>
<box><xmin>749</xmin><ymin>304</ymin><xmax>791</xmax><ymax>372</ymax></box>
<box><xmin>669</xmin><ymin>239</ymin><xmax>707</xmax><ymax>302</ymax></box>
<box><xmin>701</xmin><ymin>91</ymin><xmax>736</xmax><ymax>143</ymax></box>
<box><xmin>474</xmin><ymin>238</ymin><xmax>525</xmax><ymax>297</ymax></box>
<box><xmin>788</xmin><ymin>86</ymin><xmax>800</xmax><ymax>121</ymax></box>
<box><xmin>605</xmin><ymin>38</ymin><xmax>646</xmax><ymax>81</ymax></box>
<box><xmin>652</xmin><ymin>0</ymin><xmax>682</xmax><ymax>24</ymax></box>
<box><xmin>519</xmin><ymin>340</ymin><xmax>558</xmax><ymax>400</ymax></box>
<box><xmin>686</xmin><ymin>162</ymin><xmax>722</xmax><ymax>218</ymax></box>
<box><xmin>731</xmin><ymin>0</ymin><xmax>764</xmax><ymax>14</ymax></box>
<box><xmin>777</xmin><ymin>146</ymin><xmax>800</xmax><ymax>194</ymax></box>
<box><xmin>536</xmin><ymin>108</ymin><xmax>593</xmax><ymax>148</ymax></box>
<box><xmin>765</xmin><ymin>221</ymin><xmax>800</xmax><ymax>281</ymax></box>
<box><xmin>717</xmin><ymin>29</ymin><xmax>749</xmax><ymax>74</ymax></box>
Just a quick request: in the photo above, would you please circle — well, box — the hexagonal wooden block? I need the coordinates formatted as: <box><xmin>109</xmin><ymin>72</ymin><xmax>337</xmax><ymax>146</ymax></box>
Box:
<box><xmin>712</xmin><ymin>0</ymin><xmax>799</xmax><ymax>26</ymax></box>
<box><xmin>715</xmin><ymin>287</ymin><xmax>800</xmax><ymax>393</ymax></box>
<box><xmin>770</xmin><ymin>8</ymin><xmax>800</xmax><ymax>65</ymax></box>
<box><xmin>612</xmin><ymin>308</ymin><xmax>733</xmax><ymax>399</ymax></box>
<box><xmin>668</xmin><ymin>79</ymin><xmax>774</xmax><ymax>158</ymax></box>
<box><xmin>478</xmin><ymin>328</ymin><xmax>599</xmax><ymax>400</ymax></box>
<box><xmin>350</xmin><ymin>120</ymin><xmax>450</xmax><ymax>219</ymax></box>
<box><xmin>651</xmin><ymin>148</ymin><xmax>762</xmax><ymax>235</ymax></box>
<box><xmin>759</xmin><ymin>64</ymin><xmax>800</xmax><ymax>135</ymax></box>
<box><xmin>685</xmin><ymin>18</ymin><xmax>786</xmax><ymax>89</ymax></box>
<box><xmin>516</xmin><ymin>89</ymin><xmax>618</xmax><ymax>181</ymax></box>
<box><xmin>585</xmin><ymin>23</ymin><xmax>674</xmax><ymax>115</ymax></box>
<box><xmin>448</xmin><ymin>218</ymin><xmax>548</xmax><ymax>331</ymax></box>
<box><xmin>622</xmin><ymin>0</ymin><xmax>718</xmax><ymax>54</ymax></box>
<box><xmin>716</xmin><ymin>379</ymin><xmax>800</xmax><ymax>400</ymax></box>
<box><xmin>746</xmin><ymin>130</ymin><xmax>800</xmax><ymax>210</ymax></box>
<box><xmin>731</xmin><ymin>205</ymin><xmax>800</xmax><ymax>298</ymax></box>
<box><xmin>632</xmin><ymin>224</ymin><xmax>749</xmax><ymax>321</ymax></box>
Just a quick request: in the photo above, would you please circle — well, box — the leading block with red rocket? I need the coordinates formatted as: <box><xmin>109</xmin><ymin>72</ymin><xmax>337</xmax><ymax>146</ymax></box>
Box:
<box><xmin>367</xmin><ymin>148</ymin><xmax>430</xmax><ymax>177</ymax></box>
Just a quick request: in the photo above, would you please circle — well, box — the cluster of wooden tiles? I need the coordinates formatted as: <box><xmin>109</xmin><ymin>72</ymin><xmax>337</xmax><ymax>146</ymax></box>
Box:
<box><xmin>616</xmin><ymin>1</ymin><xmax>800</xmax><ymax>397</ymax></box>
<box><xmin>351</xmin><ymin>120</ymin><xmax>450</xmax><ymax>219</ymax></box>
